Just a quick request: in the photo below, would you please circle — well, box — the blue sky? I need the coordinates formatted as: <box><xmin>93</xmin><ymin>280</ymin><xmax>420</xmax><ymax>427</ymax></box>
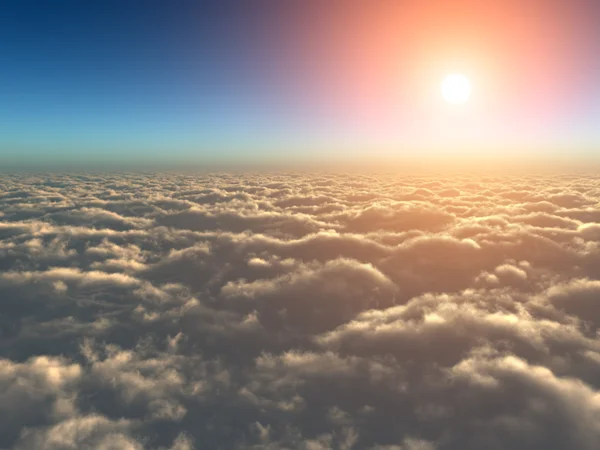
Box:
<box><xmin>0</xmin><ymin>1</ymin><xmax>299</xmax><ymax>163</ymax></box>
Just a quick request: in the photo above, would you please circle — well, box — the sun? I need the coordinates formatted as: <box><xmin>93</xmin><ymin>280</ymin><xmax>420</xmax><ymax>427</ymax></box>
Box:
<box><xmin>441</xmin><ymin>74</ymin><xmax>472</xmax><ymax>104</ymax></box>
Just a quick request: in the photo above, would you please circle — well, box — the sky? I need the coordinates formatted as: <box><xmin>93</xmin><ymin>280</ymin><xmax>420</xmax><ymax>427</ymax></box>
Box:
<box><xmin>1</xmin><ymin>0</ymin><xmax>600</xmax><ymax>164</ymax></box>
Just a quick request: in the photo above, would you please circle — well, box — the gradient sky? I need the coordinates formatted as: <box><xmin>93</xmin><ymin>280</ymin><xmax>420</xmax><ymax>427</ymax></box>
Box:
<box><xmin>2</xmin><ymin>0</ymin><xmax>600</xmax><ymax>164</ymax></box>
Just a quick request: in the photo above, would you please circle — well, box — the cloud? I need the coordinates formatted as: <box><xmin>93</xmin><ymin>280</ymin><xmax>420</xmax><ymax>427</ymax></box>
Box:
<box><xmin>1</xmin><ymin>172</ymin><xmax>600</xmax><ymax>448</ymax></box>
<box><xmin>15</xmin><ymin>415</ymin><xmax>142</xmax><ymax>450</ymax></box>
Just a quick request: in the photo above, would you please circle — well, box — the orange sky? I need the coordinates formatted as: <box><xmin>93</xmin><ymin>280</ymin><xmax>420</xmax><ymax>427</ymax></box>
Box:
<box><xmin>267</xmin><ymin>0</ymin><xmax>600</xmax><ymax>156</ymax></box>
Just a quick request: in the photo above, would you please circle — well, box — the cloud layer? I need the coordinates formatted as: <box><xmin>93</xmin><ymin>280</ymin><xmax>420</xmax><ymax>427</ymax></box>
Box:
<box><xmin>1</xmin><ymin>171</ymin><xmax>600</xmax><ymax>449</ymax></box>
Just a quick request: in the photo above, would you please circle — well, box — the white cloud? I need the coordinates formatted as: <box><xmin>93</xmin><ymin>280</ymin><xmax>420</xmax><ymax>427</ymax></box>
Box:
<box><xmin>1</xmin><ymin>172</ymin><xmax>600</xmax><ymax>448</ymax></box>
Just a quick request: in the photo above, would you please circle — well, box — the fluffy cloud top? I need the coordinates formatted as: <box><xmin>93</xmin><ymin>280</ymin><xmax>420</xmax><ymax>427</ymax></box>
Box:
<box><xmin>1</xmin><ymin>171</ymin><xmax>600</xmax><ymax>449</ymax></box>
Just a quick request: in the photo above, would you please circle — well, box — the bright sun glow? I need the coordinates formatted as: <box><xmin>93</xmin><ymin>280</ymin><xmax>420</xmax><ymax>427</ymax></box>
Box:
<box><xmin>441</xmin><ymin>74</ymin><xmax>472</xmax><ymax>104</ymax></box>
